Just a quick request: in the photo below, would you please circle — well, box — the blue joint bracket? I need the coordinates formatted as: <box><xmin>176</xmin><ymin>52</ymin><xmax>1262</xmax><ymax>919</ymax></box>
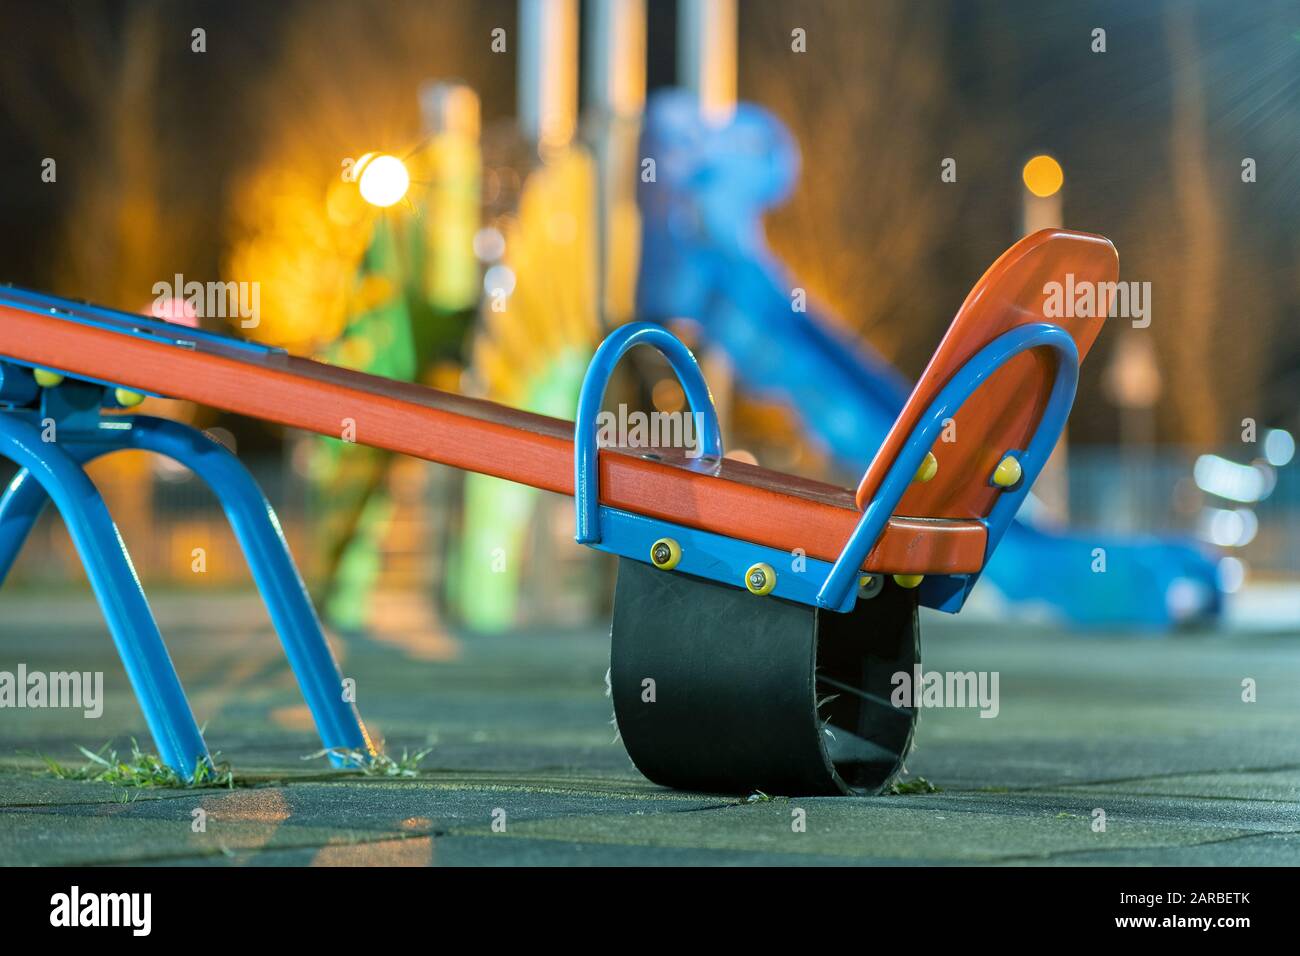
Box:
<box><xmin>574</xmin><ymin>322</ymin><xmax>1079</xmax><ymax>616</ymax></box>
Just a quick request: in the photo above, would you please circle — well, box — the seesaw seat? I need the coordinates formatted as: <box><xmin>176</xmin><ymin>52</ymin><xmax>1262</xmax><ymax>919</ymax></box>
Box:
<box><xmin>858</xmin><ymin>227</ymin><xmax>1117</xmax><ymax>519</ymax></box>
<box><xmin>598</xmin><ymin>229</ymin><xmax>1116</xmax><ymax>795</ymax></box>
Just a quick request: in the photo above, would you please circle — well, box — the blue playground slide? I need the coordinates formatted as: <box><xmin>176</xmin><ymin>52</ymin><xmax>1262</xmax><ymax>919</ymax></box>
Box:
<box><xmin>636</xmin><ymin>90</ymin><xmax>1221</xmax><ymax>629</ymax></box>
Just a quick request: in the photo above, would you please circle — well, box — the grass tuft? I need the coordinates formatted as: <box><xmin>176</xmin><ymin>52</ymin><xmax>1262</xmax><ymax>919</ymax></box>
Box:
<box><xmin>888</xmin><ymin>776</ymin><xmax>940</xmax><ymax>795</ymax></box>
<box><xmin>40</xmin><ymin>740</ymin><xmax>235</xmax><ymax>789</ymax></box>
<box><xmin>302</xmin><ymin>746</ymin><xmax>431</xmax><ymax>777</ymax></box>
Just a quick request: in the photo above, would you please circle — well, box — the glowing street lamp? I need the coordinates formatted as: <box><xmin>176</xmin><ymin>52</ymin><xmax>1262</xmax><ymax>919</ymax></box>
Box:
<box><xmin>1021</xmin><ymin>154</ymin><xmax>1063</xmax><ymax>198</ymax></box>
<box><xmin>1021</xmin><ymin>153</ymin><xmax>1067</xmax><ymax>518</ymax></box>
<box><xmin>1021</xmin><ymin>153</ymin><xmax>1064</xmax><ymax>235</ymax></box>
<box><xmin>356</xmin><ymin>153</ymin><xmax>410</xmax><ymax>208</ymax></box>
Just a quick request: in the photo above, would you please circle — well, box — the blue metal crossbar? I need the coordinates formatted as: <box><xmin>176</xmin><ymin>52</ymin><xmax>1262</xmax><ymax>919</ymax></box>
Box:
<box><xmin>0</xmin><ymin>284</ymin><xmax>281</xmax><ymax>358</ymax></box>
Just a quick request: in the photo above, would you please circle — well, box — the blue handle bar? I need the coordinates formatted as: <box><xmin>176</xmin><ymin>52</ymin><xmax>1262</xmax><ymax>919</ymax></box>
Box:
<box><xmin>574</xmin><ymin>323</ymin><xmax>723</xmax><ymax>544</ymax></box>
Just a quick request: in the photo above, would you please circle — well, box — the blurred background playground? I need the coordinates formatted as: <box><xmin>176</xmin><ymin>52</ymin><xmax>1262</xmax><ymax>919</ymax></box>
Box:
<box><xmin>0</xmin><ymin>0</ymin><xmax>1296</xmax><ymax>639</ymax></box>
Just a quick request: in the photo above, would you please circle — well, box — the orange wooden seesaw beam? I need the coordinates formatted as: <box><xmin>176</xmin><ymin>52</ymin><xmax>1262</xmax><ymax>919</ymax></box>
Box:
<box><xmin>0</xmin><ymin>295</ymin><xmax>984</xmax><ymax>576</ymax></box>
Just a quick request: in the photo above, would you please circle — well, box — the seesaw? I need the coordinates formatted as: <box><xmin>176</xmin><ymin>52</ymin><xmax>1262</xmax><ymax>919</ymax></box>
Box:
<box><xmin>0</xmin><ymin>228</ymin><xmax>1116</xmax><ymax>795</ymax></box>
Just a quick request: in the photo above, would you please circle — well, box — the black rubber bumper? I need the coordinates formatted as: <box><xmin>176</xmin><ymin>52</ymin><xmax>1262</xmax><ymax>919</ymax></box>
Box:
<box><xmin>610</xmin><ymin>558</ymin><xmax>920</xmax><ymax>796</ymax></box>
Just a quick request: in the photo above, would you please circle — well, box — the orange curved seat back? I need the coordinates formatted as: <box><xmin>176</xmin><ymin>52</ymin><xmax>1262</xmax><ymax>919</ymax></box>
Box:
<box><xmin>855</xmin><ymin>228</ymin><xmax>1118</xmax><ymax>519</ymax></box>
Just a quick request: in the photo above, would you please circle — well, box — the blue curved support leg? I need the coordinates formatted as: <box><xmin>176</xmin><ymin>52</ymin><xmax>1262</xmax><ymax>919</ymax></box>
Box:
<box><xmin>0</xmin><ymin>416</ymin><xmax>211</xmax><ymax>778</ymax></box>
<box><xmin>0</xmin><ymin>467</ymin><xmax>49</xmax><ymax>587</ymax></box>
<box><xmin>114</xmin><ymin>417</ymin><xmax>375</xmax><ymax>766</ymax></box>
<box><xmin>0</xmin><ymin>414</ymin><xmax>373</xmax><ymax>768</ymax></box>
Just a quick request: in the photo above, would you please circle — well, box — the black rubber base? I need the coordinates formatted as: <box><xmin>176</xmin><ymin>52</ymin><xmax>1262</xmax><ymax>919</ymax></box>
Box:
<box><xmin>610</xmin><ymin>558</ymin><xmax>920</xmax><ymax>796</ymax></box>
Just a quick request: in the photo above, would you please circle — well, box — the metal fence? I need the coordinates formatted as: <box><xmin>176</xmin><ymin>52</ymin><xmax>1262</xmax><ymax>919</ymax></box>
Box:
<box><xmin>1067</xmin><ymin>448</ymin><xmax>1299</xmax><ymax>578</ymax></box>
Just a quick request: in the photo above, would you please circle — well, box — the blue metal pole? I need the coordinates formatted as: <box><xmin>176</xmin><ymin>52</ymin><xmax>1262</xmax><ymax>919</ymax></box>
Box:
<box><xmin>0</xmin><ymin>415</ymin><xmax>211</xmax><ymax>778</ymax></box>
<box><xmin>0</xmin><ymin>415</ymin><xmax>373</xmax><ymax>766</ymax></box>
<box><xmin>117</xmin><ymin>417</ymin><xmax>374</xmax><ymax>765</ymax></box>
<box><xmin>0</xmin><ymin>467</ymin><xmax>47</xmax><ymax>587</ymax></box>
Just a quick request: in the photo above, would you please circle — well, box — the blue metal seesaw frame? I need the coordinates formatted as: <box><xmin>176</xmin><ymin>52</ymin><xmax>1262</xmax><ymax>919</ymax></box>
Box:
<box><xmin>0</xmin><ymin>357</ymin><xmax>374</xmax><ymax>780</ymax></box>
<box><xmin>574</xmin><ymin>321</ymin><xmax>1080</xmax><ymax>615</ymax></box>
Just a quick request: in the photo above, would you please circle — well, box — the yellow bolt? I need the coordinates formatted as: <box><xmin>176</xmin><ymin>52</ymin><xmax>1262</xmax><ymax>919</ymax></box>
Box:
<box><xmin>913</xmin><ymin>451</ymin><xmax>938</xmax><ymax>483</ymax></box>
<box><xmin>33</xmin><ymin>369</ymin><xmax>64</xmax><ymax>388</ymax></box>
<box><xmin>114</xmin><ymin>388</ymin><xmax>145</xmax><ymax>408</ymax></box>
<box><xmin>992</xmin><ymin>455</ymin><xmax>1023</xmax><ymax>488</ymax></box>
<box><xmin>857</xmin><ymin>573</ymin><xmax>885</xmax><ymax>600</ymax></box>
<box><xmin>649</xmin><ymin>537</ymin><xmax>682</xmax><ymax>571</ymax></box>
<box><xmin>745</xmin><ymin>562</ymin><xmax>776</xmax><ymax>596</ymax></box>
<box><xmin>893</xmin><ymin>574</ymin><xmax>924</xmax><ymax>589</ymax></box>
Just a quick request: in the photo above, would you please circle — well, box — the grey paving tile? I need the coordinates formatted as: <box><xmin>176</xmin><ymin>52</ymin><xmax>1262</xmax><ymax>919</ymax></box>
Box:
<box><xmin>2</xmin><ymin>592</ymin><xmax>1298</xmax><ymax>865</ymax></box>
